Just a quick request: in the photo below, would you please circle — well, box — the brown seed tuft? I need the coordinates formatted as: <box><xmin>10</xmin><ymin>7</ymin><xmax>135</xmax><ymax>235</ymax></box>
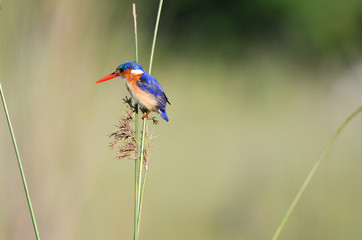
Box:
<box><xmin>109</xmin><ymin>104</ymin><xmax>138</xmax><ymax>160</ymax></box>
<box><xmin>109</xmin><ymin>96</ymin><xmax>156</xmax><ymax>163</ymax></box>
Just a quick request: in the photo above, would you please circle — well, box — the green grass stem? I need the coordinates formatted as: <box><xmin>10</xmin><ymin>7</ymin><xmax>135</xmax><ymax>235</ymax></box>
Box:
<box><xmin>271</xmin><ymin>106</ymin><xmax>362</xmax><ymax>240</ymax></box>
<box><xmin>134</xmin><ymin>0</ymin><xmax>164</xmax><ymax>238</ymax></box>
<box><xmin>136</xmin><ymin>117</ymin><xmax>147</xmax><ymax>237</ymax></box>
<box><xmin>148</xmin><ymin>0</ymin><xmax>163</xmax><ymax>74</ymax></box>
<box><xmin>133</xmin><ymin>3</ymin><xmax>139</xmax><ymax>64</ymax></box>
<box><xmin>0</xmin><ymin>83</ymin><xmax>41</xmax><ymax>240</ymax></box>
<box><xmin>132</xmin><ymin>4</ymin><xmax>140</xmax><ymax>240</ymax></box>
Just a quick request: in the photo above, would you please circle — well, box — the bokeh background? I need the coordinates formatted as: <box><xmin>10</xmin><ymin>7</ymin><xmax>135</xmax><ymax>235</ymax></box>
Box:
<box><xmin>1</xmin><ymin>0</ymin><xmax>362</xmax><ymax>239</ymax></box>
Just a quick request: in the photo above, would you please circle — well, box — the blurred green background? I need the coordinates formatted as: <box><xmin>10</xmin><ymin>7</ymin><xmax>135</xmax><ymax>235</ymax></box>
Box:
<box><xmin>1</xmin><ymin>0</ymin><xmax>362</xmax><ymax>239</ymax></box>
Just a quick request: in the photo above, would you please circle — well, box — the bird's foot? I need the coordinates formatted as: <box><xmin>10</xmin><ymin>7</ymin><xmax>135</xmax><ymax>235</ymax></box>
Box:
<box><xmin>150</xmin><ymin>117</ymin><xmax>159</xmax><ymax>125</ymax></box>
<box><xmin>142</xmin><ymin>111</ymin><xmax>151</xmax><ymax>120</ymax></box>
<box><xmin>122</xmin><ymin>96</ymin><xmax>136</xmax><ymax>111</ymax></box>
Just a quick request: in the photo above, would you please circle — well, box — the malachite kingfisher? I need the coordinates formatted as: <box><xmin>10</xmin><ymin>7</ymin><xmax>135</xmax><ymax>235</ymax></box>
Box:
<box><xmin>96</xmin><ymin>61</ymin><xmax>170</xmax><ymax>122</ymax></box>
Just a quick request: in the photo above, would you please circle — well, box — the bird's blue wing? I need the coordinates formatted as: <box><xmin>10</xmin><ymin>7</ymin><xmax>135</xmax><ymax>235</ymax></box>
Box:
<box><xmin>137</xmin><ymin>73</ymin><xmax>170</xmax><ymax>109</ymax></box>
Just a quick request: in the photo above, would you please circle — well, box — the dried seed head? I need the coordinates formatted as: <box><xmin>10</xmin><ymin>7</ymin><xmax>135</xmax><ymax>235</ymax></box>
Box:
<box><xmin>143</xmin><ymin>129</ymin><xmax>156</xmax><ymax>171</ymax></box>
<box><xmin>109</xmin><ymin>96</ymin><xmax>156</xmax><ymax>164</ymax></box>
<box><xmin>109</xmin><ymin>102</ymin><xmax>138</xmax><ymax>160</ymax></box>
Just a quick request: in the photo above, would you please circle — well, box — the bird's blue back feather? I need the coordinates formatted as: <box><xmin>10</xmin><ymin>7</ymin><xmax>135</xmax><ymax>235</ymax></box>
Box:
<box><xmin>137</xmin><ymin>73</ymin><xmax>169</xmax><ymax>109</ymax></box>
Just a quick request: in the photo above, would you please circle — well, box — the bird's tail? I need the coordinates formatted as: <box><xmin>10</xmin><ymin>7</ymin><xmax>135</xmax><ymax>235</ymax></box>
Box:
<box><xmin>159</xmin><ymin>109</ymin><xmax>169</xmax><ymax>122</ymax></box>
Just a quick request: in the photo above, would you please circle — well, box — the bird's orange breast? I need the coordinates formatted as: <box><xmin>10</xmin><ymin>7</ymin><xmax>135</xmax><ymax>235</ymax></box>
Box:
<box><xmin>121</xmin><ymin>69</ymin><xmax>158</xmax><ymax>111</ymax></box>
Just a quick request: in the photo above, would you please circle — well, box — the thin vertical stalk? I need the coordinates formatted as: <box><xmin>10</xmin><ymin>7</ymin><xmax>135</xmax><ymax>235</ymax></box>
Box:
<box><xmin>132</xmin><ymin>4</ymin><xmax>140</xmax><ymax>240</ymax></box>
<box><xmin>137</xmin><ymin>164</ymin><xmax>148</xmax><ymax>231</ymax></box>
<box><xmin>0</xmin><ymin>83</ymin><xmax>41</xmax><ymax>240</ymax></box>
<box><xmin>271</xmin><ymin>106</ymin><xmax>362</xmax><ymax>240</ymax></box>
<box><xmin>136</xmin><ymin>117</ymin><xmax>147</xmax><ymax>237</ymax></box>
<box><xmin>132</xmin><ymin>3</ymin><xmax>139</xmax><ymax>144</ymax></box>
<box><xmin>148</xmin><ymin>0</ymin><xmax>163</xmax><ymax>74</ymax></box>
<box><xmin>133</xmin><ymin>3</ymin><xmax>139</xmax><ymax>64</ymax></box>
<box><xmin>134</xmin><ymin>109</ymin><xmax>140</xmax><ymax>240</ymax></box>
<box><xmin>134</xmin><ymin>0</ymin><xmax>164</xmax><ymax>238</ymax></box>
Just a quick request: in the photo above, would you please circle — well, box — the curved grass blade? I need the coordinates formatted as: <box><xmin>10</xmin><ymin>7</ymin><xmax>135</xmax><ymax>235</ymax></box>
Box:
<box><xmin>0</xmin><ymin>83</ymin><xmax>41</xmax><ymax>240</ymax></box>
<box><xmin>272</xmin><ymin>106</ymin><xmax>362</xmax><ymax>240</ymax></box>
<box><xmin>148</xmin><ymin>0</ymin><xmax>163</xmax><ymax>74</ymax></box>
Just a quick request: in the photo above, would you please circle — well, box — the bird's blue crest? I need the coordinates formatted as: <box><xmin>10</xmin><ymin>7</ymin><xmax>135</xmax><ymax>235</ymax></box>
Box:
<box><xmin>117</xmin><ymin>61</ymin><xmax>145</xmax><ymax>72</ymax></box>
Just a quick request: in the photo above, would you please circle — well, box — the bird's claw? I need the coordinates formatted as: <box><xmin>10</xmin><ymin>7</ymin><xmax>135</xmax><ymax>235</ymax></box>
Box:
<box><xmin>122</xmin><ymin>96</ymin><xmax>136</xmax><ymax>111</ymax></box>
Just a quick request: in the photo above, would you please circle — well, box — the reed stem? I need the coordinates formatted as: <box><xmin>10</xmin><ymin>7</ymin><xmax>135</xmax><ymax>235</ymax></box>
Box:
<box><xmin>0</xmin><ymin>83</ymin><xmax>41</xmax><ymax>240</ymax></box>
<box><xmin>271</xmin><ymin>106</ymin><xmax>362</xmax><ymax>240</ymax></box>
<box><xmin>132</xmin><ymin>4</ymin><xmax>140</xmax><ymax>240</ymax></box>
<box><xmin>136</xmin><ymin>117</ymin><xmax>147</xmax><ymax>237</ymax></box>
<box><xmin>133</xmin><ymin>0</ymin><xmax>164</xmax><ymax>238</ymax></box>
<box><xmin>133</xmin><ymin>4</ymin><xmax>139</xmax><ymax>64</ymax></box>
<box><xmin>148</xmin><ymin>0</ymin><xmax>163</xmax><ymax>74</ymax></box>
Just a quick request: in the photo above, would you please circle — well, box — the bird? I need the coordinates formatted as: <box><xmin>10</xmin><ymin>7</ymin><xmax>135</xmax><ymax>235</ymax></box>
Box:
<box><xmin>96</xmin><ymin>61</ymin><xmax>170</xmax><ymax>121</ymax></box>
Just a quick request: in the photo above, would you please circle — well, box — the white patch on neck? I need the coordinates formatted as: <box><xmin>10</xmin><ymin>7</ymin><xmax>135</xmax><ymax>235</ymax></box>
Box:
<box><xmin>131</xmin><ymin>69</ymin><xmax>144</xmax><ymax>75</ymax></box>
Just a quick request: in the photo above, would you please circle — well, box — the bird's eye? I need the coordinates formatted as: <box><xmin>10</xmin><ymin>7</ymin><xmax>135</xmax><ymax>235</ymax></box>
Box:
<box><xmin>118</xmin><ymin>67</ymin><xmax>124</xmax><ymax>73</ymax></box>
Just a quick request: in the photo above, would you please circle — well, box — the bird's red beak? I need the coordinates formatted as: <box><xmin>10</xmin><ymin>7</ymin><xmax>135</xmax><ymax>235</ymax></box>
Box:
<box><xmin>95</xmin><ymin>72</ymin><xmax>118</xmax><ymax>84</ymax></box>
